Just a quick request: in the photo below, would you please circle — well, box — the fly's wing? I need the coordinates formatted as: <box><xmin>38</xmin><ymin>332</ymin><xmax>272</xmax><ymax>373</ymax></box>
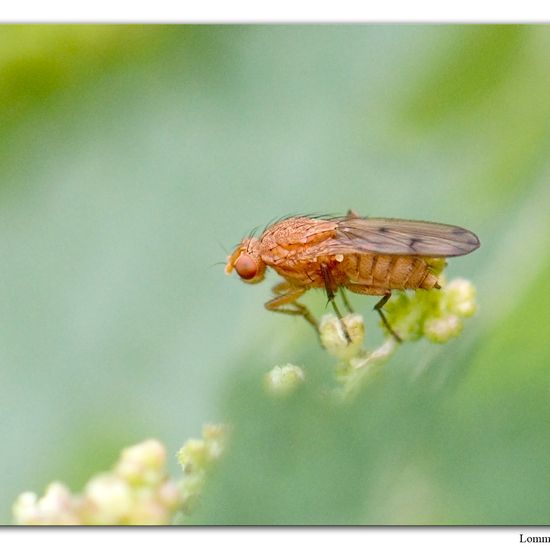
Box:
<box><xmin>325</xmin><ymin>217</ymin><xmax>481</xmax><ymax>258</ymax></box>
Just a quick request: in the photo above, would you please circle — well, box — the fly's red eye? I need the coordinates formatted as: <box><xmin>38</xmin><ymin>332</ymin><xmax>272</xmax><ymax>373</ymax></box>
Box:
<box><xmin>235</xmin><ymin>254</ymin><xmax>258</xmax><ymax>280</ymax></box>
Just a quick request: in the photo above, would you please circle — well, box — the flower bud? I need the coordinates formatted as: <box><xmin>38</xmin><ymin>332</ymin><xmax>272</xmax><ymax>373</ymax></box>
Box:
<box><xmin>424</xmin><ymin>314</ymin><xmax>463</xmax><ymax>343</ymax></box>
<box><xmin>445</xmin><ymin>278</ymin><xmax>477</xmax><ymax>317</ymax></box>
<box><xmin>320</xmin><ymin>313</ymin><xmax>365</xmax><ymax>359</ymax></box>
<box><xmin>12</xmin><ymin>483</ymin><xmax>80</xmax><ymax>525</ymax></box>
<box><xmin>116</xmin><ymin>439</ymin><xmax>166</xmax><ymax>486</ymax></box>
<box><xmin>84</xmin><ymin>474</ymin><xmax>133</xmax><ymax>524</ymax></box>
<box><xmin>264</xmin><ymin>364</ymin><xmax>305</xmax><ymax>396</ymax></box>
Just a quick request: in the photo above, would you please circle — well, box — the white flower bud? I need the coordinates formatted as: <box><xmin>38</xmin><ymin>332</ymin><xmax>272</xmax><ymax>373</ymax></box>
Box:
<box><xmin>12</xmin><ymin>492</ymin><xmax>39</xmax><ymax>525</ymax></box>
<box><xmin>424</xmin><ymin>314</ymin><xmax>463</xmax><ymax>343</ymax></box>
<box><xmin>85</xmin><ymin>474</ymin><xmax>133</xmax><ymax>524</ymax></box>
<box><xmin>320</xmin><ymin>313</ymin><xmax>364</xmax><ymax>359</ymax></box>
<box><xmin>158</xmin><ymin>480</ymin><xmax>183</xmax><ymax>509</ymax></box>
<box><xmin>116</xmin><ymin>439</ymin><xmax>166</xmax><ymax>486</ymax></box>
<box><xmin>12</xmin><ymin>483</ymin><xmax>81</xmax><ymax>525</ymax></box>
<box><xmin>265</xmin><ymin>364</ymin><xmax>305</xmax><ymax>396</ymax></box>
<box><xmin>445</xmin><ymin>278</ymin><xmax>477</xmax><ymax>317</ymax></box>
<box><xmin>127</xmin><ymin>497</ymin><xmax>167</xmax><ymax>525</ymax></box>
<box><xmin>203</xmin><ymin>424</ymin><xmax>226</xmax><ymax>460</ymax></box>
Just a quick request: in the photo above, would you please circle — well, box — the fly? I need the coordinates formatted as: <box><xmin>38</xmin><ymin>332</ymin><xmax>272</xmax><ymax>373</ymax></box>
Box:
<box><xmin>225</xmin><ymin>211</ymin><xmax>480</xmax><ymax>342</ymax></box>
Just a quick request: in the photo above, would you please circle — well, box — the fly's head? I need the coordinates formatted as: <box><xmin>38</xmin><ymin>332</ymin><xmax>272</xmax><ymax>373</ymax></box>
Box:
<box><xmin>225</xmin><ymin>237</ymin><xmax>266</xmax><ymax>284</ymax></box>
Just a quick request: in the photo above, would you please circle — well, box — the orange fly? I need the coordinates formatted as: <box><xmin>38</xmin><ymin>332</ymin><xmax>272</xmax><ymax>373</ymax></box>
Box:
<box><xmin>225</xmin><ymin>211</ymin><xmax>480</xmax><ymax>342</ymax></box>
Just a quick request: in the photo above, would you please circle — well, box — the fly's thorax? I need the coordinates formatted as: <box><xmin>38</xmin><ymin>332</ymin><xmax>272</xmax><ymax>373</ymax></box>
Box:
<box><xmin>225</xmin><ymin>237</ymin><xmax>266</xmax><ymax>284</ymax></box>
<box><xmin>260</xmin><ymin>217</ymin><xmax>338</xmax><ymax>259</ymax></box>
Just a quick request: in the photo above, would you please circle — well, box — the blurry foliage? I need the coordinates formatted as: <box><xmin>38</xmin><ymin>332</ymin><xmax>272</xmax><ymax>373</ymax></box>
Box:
<box><xmin>404</xmin><ymin>26</ymin><xmax>527</xmax><ymax>124</ymax></box>
<box><xmin>1</xmin><ymin>25</ymin><xmax>550</xmax><ymax>524</ymax></box>
<box><xmin>0</xmin><ymin>27</ymin><xmax>158</xmax><ymax>126</ymax></box>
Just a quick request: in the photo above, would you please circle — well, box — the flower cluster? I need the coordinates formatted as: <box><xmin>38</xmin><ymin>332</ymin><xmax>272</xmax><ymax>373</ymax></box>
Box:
<box><xmin>318</xmin><ymin>278</ymin><xmax>478</xmax><ymax>396</ymax></box>
<box><xmin>177</xmin><ymin>424</ymin><xmax>227</xmax><ymax>515</ymax></box>
<box><xmin>383</xmin><ymin>277</ymin><xmax>477</xmax><ymax>343</ymax></box>
<box><xmin>12</xmin><ymin>439</ymin><xmax>182</xmax><ymax>525</ymax></box>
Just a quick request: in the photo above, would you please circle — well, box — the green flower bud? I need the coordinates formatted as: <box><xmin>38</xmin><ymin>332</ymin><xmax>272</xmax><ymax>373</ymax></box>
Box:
<box><xmin>177</xmin><ymin>439</ymin><xmax>208</xmax><ymax>473</ymax></box>
<box><xmin>177</xmin><ymin>424</ymin><xmax>227</xmax><ymax>516</ymax></box>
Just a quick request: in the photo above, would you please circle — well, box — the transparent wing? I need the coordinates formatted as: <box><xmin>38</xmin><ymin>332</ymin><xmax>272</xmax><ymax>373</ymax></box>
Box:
<box><xmin>328</xmin><ymin>217</ymin><xmax>480</xmax><ymax>257</ymax></box>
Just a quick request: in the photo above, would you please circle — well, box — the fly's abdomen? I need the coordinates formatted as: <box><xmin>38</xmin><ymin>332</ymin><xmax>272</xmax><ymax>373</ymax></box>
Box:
<box><xmin>344</xmin><ymin>254</ymin><xmax>440</xmax><ymax>290</ymax></box>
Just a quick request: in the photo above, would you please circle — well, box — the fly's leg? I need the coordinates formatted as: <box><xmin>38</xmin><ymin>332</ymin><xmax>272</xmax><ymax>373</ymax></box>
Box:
<box><xmin>339</xmin><ymin>287</ymin><xmax>354</xmax><ymax>314</ymax></box>
<box><xmin>265</xmin><ymin>282</ymin><xmax>319</xmax><ymax>332</ymax></box>
<box><xmin>373</xmin><ymin>293</ymin><xmax>402</xmax><ymax>343</ymax></box>
<box><xmin>345</xmin><ymin>284</ymin><xmax>402</xmax><ymax>343</ymax></box>
<box><xmin>320</xmin><ymin>264</ymin><xmax>351</xmax><ymax>342</ymax></box>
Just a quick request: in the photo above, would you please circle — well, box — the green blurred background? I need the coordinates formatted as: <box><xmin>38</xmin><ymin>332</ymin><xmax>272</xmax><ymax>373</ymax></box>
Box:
<box><xmin>1</xmin><ymin>25</ymin><xmax>550</xmax><ymax>524</ymax></box>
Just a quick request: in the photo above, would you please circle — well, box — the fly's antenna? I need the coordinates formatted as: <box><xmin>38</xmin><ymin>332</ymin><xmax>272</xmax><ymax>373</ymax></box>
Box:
<box><xmin>214</xmin><ymin>240</ymin><xmax>231</xmax><ymax>270</ymax></box>
<box><xmin>217</xmin><ymin>239</ymin><xmax>229</xmax><ymax>255</ymax></box>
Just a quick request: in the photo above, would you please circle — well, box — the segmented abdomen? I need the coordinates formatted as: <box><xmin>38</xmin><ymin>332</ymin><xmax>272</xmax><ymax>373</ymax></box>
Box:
<box><xmin>343</xmin><ymin>253</ymin><xmax>439</xmax><ymax>290</ymax></box>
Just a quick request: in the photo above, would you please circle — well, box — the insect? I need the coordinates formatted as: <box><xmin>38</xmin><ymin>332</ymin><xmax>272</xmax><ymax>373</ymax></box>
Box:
<box><xmin>225</xmin><ymin>211</ymin><xmax>480</xmax><ymax>342</ymax></box>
